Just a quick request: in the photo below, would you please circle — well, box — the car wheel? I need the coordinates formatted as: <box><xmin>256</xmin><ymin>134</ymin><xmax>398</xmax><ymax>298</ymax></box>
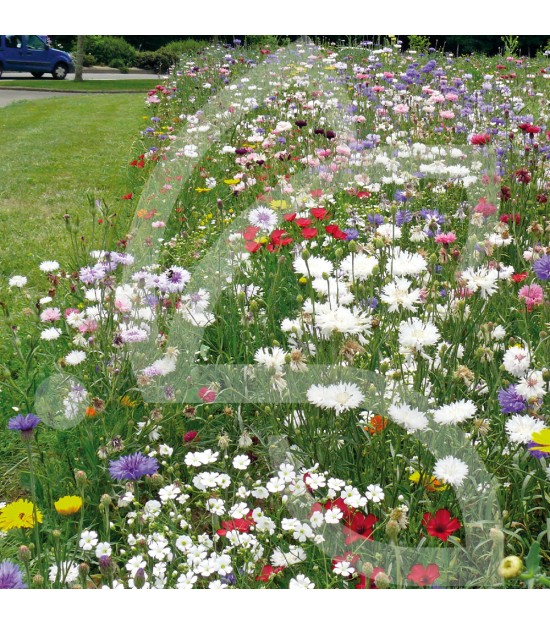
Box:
<box><xmin>52</xmin><ymin>63</ymin><xmax>68</xmax><ymax>80</ymax></box>
<box><xmin>31</xmin><ymin>72</ymin><xmax>44</xmax><ymax>79</ymax></box>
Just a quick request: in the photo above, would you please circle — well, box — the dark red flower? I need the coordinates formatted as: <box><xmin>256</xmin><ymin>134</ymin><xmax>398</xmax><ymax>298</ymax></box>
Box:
<box><xmin>183</xmin><ymin>430</ymin><xmax>199</xmax><ymax>443</ymax></box>
<box><xmin>325</xmin><ymin>224</ymin><xmax>347</xmax><ymax>240</ymax></box>
<box><xmin>342</xmin><ymin>511</ymin><xmax>378</xmax><ymax>544</ymax></box>
<box><xmin>407</xmin><ymin>563</ymin><xmax>440</xmax><ymax>587</ymax></box>
<box><xmin>422</xmin><ymin>509</ymin><xmax>461</xmax><ymax>542</ymax></box>
<box><xmin>499</xmin><ymin>186</ymin><xmax>511</xmax><ymax>201</ymax></box>
<box><xmin>471</xmin><ymin>133</ymin><xmax>491</xmax><ymax>145</ymax></box>
<box><xmin>216</xmin><ymin>514</ymin><xmax>255</xmax><ymax>536</ymax></box>
<box><xmin>500</xmin><ymin>213</ymin><xmax>520</xmax><ymax>225</ymax></box>
<box><xmin>122</xmin><ymin>193</ymin><xmax>133</xmax><ymax>200</ymax></box>
<box><xmin>515</xmin><ymin>168</ymin><xmax>531</xmax><ymax>184</ymax></box>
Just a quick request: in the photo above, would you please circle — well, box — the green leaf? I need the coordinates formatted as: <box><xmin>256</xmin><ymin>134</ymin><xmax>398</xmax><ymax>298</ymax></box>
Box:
<box><xmin>525</xmin><ymin>542</ymin><xmax>541</xmax><ymax>577</ymax></box>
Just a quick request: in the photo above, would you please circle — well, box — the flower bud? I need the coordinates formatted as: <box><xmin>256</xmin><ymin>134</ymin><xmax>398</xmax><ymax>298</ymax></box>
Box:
<box><xmin>361</xmin><ymin>561</ymin><xmax>374</xmax><ymax>577</ymax></box>
<box><xmin>75</xmin><ymin>470</ymin><xmax>88</xmax><ymax>486</ymax></box>
<box><xmin>134</xmin><ymin>568</ymin><xmax>146</xmax><ymax>589</ymax></box>
<box><xmin>498</xmin><ymin>555</ymin><xmax>523</xmax><ymax>579</ymax></box>
<box><xmin>100</xmin><ymin>494</ymin><xmax>112</xmax><ymax>507</ymax></box>
<box><xmin>18</xmin><ymin>545</ymin><xmax>31</xmax><ymax>562</ymax></box>
<box><xmin>32</xmin><ymin>574</ymin><xmax>44</xmax><ymax>587</ymax></box>
<box><xmin>374</xmin><ymin>571</ymin><xmax>391</xmax><ymax>588</ymax></box>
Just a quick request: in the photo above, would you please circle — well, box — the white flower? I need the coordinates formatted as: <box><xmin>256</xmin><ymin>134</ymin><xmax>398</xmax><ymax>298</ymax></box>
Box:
<box><xmin>503</xmin><ymin>345</ymin><xmax>531</xmax><ymax>377</ymax></box>
<box><xmin>9</xmin><ymin>275</ymin><xmax>27</xmax><ymax>288</ymax></box>
<box><xmin>159</xmin><ymin>484</ymin><xmax>181</xmax><ymax>503</ymax></box>
<box><xmin>65</xmin><ymin>350</ymin><xmax>87</xmax><ymax>366</ymax></box>
<box><xmin>158</xmin><ymin>444</ymin><xmax>173</xmax><ymax>457</ymax></box>
<box><xmin>315</xmin><ymin>304</ymin><xmax>371</xmax><ymax>339</ymax></box>
<box><xmin>126</xmin><ymin>555</ymin><xmax>147</xmax><ymax>576</ymax></box>
<box><xmin>232</xmin><ymin>454</ymin><xmax>251</xmax><ymax>470</ymax></box>
<box><xmin>432</xmin><ymin>399</ymin><xmax>477</xmax><ymax>425</ymax></box>
<box><xmin>462</xmin><ymin>267</ymin><xmax>499</xmax><ymax>299</ymax></box>
<box><xmin>333</xmin><ymin>561</ymin><xmax>355</xmax><ymax>577</ymax></box>
<box><xmin>293</xmin><ymin>255</ymin><xmax>334</xmax><ymax>279</ymax></box>
<box><xmin>325</xmin><ymin>507</ymin><xmax>343</xmax><ymax>523</ymax></box>
<box><xmin>289</xmin><ymin>574</ymin><xmax>315</xmax><ymax>589</ymax></box>
<box><xmin>388</xmin><ymin>402</ymin><xmax>428</xmax><ymax>432</ymax></box>
<box><xmin>229</xmin><ymin>502</ymin><xmax>249</xmax><ymax>519</ymax></box>
<box><xmin>41</xmin><ymin>328</ymin><xmax>62</xmax><ymax>341</ymax></box>
<box><xmin>365</xmin><ymin>484</ymin><xmax>385</xmax><ymax>503</ymax></box>
<box><xmin>248</xmin><ymin>206</ymin><xmax>278</xmax><ymax>231</ymax></box>
<box><xmin>79</xmin><ymin>530</ymin><xmax>98</xmax><ymax>551</ymax></box>
<box><xmin>307</xmin><ymin>382</ymin><xmax>364</xmax><ymax>415</ymax></box>
<box><xmin>254</xmin><ymin>346</ymin><xmax>287</xmax><ymax>371</ymax></box>
<box><xmin>516</xmin><ymin>370</ymin><xmax>546</xmax><ymax>401</ymax></box>
<box><xmin>340</xmin><ymin>253</ymin><xmax>378</xmax><ymax>281</ymax></box>
<box><xmin>381</xmin><ymin>277</ymin><xmax>421</xmax><ymax>312</ymax></box>
<box><xmin>386</xmin><ymin>247</ymin><xmax>427</xmax><ymax>277</ymax></box>
<box><xmin>398</xmin><ymin>317</ymin><xmax>440</xmax><ymax>354</ymax></box>
<box><xmin>505</xmin><ymin>414</ymin><xmax>545</xmax><ymax>444</ymax></box>
<box><xmin>376</xmin><ymin>223</ymin><xmax>402</xmax><ymax>240</ymax></box>
<box><xmin>39</xmin><ymin>261</ymin><xmax>60</xmax><ymax>272</ymax></box>
<box><xmin>433</xmin><ymin>455</ymin><xmax>469</xmax><ymax>487</ymax></box>
<box><xmin>95</xmin><ymin>542</ymin><xmax>112</xmax><ymax>558</ymax></box>
<box><xmin>49</xmin><ymin>561</ymin><xmax>79</xmax><ymax>584</ymax></box>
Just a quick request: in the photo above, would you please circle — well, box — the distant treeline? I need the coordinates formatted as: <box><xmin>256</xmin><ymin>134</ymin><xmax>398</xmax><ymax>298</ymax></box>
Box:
<box><xmin>50</xmin><ymin>35</ymin><xmax>550</xmax><ymax>56</ymax></box>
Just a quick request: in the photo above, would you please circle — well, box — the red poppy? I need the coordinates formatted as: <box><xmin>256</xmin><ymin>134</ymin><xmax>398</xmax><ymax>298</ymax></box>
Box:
<box><xmin>301</xmin><ymin>227</ymin><xmax>318</xmax><ymax>239</ymax></box>
<box><xmin>198</xmin><ymin>387</ymin><xmax>217</xmax><ymax>403</ymax></box>
<box><xmin>422</xmin><ymin>509</ymin><xmax>461</xmax><ymax>542</ymax></box>
<box><xmin>500</xmin><ymin>213</ymin><xmax>520</xmax><ymax>225</ymax></box>
<box><xmin>122</xmin><ymin>193</ymin><xmax>133</xmax><ymax>200</ymax></box>
<box><xmin>407</xmin><ymin>563</ymin><xmax>440</xmax><ymax>587</ymax></box>
<box><xmin>245</xmin><ymin>241</ymin><xmax>262</xmax><ymax>253</ymax></box>
<box><xmin>295</xmin><ymin>218</ymin><xmax>312</xmax><ymax>228</ymax></box>
<box><xmin>311</xmin><ymin>208</ymin><xmax>329</xmax><ymax>220</ymax></box>
<box><xmin>243</xmin><ymin>226</ymin><xmax>261</xmax><ymax>241</ymax></box>
<box><xmin>511</xmin><ymin>272</ymin><xmax>528</xmax><ymax>283</ymax></box>
<box><xmin>216</xmin><ymin>514</ymin><xmax>255</xmax><ymax>536</ymax></box>
<box><xmin>283</xmin><ymin>212</ymin><xmax>297</xmax><ymax>222</ymax></box>
<box><xmin>256</xmin><ymin>565</ymin><xmax>284</xmax><ymax>581</ymax></box>
<box><xmin>325</xmin><ymin>224</ymin><xmax>347</xmax><ymax>240</ymax></box>
<box><xmin>342</xmin><ymin>511</ymin><xmax>378</xmax><ymax>544</ymax></box>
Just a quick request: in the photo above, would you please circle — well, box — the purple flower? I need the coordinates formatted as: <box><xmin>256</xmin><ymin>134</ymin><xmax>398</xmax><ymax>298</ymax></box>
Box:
<box><xmin>498</xmin><ymin>386</ymin><xmax>527</xmax><ymax>414</ymax></box>
<box><xmin>0</xmin><ymin>561</ymin><xmax>27</xmax><ymax>589</ymax></box>
<box><xmin>527</xmin><ymin>441</ymin><xmax>550</xmax><ymax>459</ymax></box>
<box><xmin>109</xmin><ymin>452</ymin><xmax>158</xmax><ymax>481</ymax></box>
<box><xmin>8</xmin><ymin>413</ymin><xmax>41</xmax><ymax>441</ymax></box>
<box><xmin>343</xmin><ymin>228</ymin><xmax>359</xmax><ymax>241</ymax></box>
<box><xmin>533</xmin><ymin>255</ymin><xmax>550</xmax><ymax>281</ymax></box>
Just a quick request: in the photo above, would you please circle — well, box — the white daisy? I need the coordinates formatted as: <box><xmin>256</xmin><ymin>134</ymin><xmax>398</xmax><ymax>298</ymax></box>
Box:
<box><xmin>503</xmin><ymin>345</ymin><xmax>531</xmax><ymax>377</ymax></box>
<box><xmin>433</xmin><ymin>455</ymin><xmax>469</xmax><ymax>487</ymax></box>
<box><xmin>398</xmin><ymin>318</ymin><xmax>441</xmax><ymax>354</ymax></box>
<box><xmin>340</xmin><ymin>253</ymin><xmax>379</xmax><ymax>281</ymax></box>
<box><xmin>505</xmin><ymin>414</ymin><xmax>545</xmax><ymax>444</ymax></box>
<box><xmin>432</xmin><ymin>399</ymin><xmax>477</xmax><ymax>425</ymax></box>
<box><xmin>388</xmin><ymin>402</ymin><xmax>428</xmax><ymax>432</ymax></box>
<box><xmin>307</xmin><ymin>382</ymin><xmax>365</xmax><ymax>415</ymax></box>
<box><xmin>381</xmin><ymin>277</ymin><xmax>421</xmax><ymax>312</ymax></box>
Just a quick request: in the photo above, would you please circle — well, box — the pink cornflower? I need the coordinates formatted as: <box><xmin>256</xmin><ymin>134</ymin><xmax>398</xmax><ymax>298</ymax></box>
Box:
<box><xmin>393</xmin><ymin>104</ymin><xmax>409</xmax><ymax>115</ymax></box>
<box><xmin>435</xmin><ymin>232</ymin><xmax>457</xmax><ymax>245</ymax></box>
<box><xmin>474</xmin><ymin>197</ymin><xmax>497</xmax><ymax>217</ymax></box>
<box><xmin>518</xmin><ymin>284</ymin><xmax>544</xmax><ymax>311</ymax></box>
<box><xmin>40</xmin><ymin>307</ymin><xmax>61</xmax><ymax>322</ymax></box>
<box><xmin>78</xmin><ymin>319</ymin><xmax>99</xmax><ymax>334</ymax></box>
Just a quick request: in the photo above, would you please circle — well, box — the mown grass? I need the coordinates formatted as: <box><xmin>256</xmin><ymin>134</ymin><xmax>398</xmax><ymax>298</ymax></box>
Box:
<box><xmin>0</xmin><ymin>79</ymin><xmax>161</xmax><ymax>91</ymax></box>
<box><xmin>0</xmin><ymin>93</ymin><xmax>147</xmax><ymax>499</ymax></box>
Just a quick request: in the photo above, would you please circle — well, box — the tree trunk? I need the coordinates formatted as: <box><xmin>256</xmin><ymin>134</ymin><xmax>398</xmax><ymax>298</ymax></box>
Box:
<box><xmin>74</xmin><ymin>35</ymin><xmax>85</xmax><ymax>82</ymax></box>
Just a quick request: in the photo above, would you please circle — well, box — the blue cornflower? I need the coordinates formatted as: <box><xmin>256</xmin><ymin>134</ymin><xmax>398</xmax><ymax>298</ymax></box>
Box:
<box><xmin>0</xmin><ymin>561</ymin><xmax>27</xmax><ymax>589</ymax></box>
<box><xmin>533</xmin><ymin>255</ymin><xmax>550</xmax><ymax>281</ymax></box>
<box><xmin>498</xmin><ymin>386</ymin><xmax>527</xmax><ymax>414</ymax></box>
<box><xmin>109</xmin><ymin>452</ymin><xmax>159</xmax><ymax>481</ymax></box>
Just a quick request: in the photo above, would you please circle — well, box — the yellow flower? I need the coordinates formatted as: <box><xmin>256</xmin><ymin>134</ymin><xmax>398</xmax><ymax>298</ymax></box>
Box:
<box><xmin>498</xmin><ymin>556</ymin><xmax>523</xmax><ymax>579</ymax></box>
<box><xmin>54</xmin><ymin>495</ymin><xmax>83</xmax><ymax>516</ymax></box>
<box><xmin>120</xmin><ymin>395</ymin><xmax>137</xmax><ymax>408</ymax></box>
<box><xmin>195</xmin><ymin>188</ymin><xmax>211</xmax><ymax>193</ymax></box>
<box><xmin>0</xmin><ymin>499</ymin><xmax>43</xmax><ymax>530</ymax></box>
<box><xmin>224</xmin><ymin>179</ymin><xmax>240</xmax><ymax>185</ymax></box>
<box><xmin>530</xmin><ymin>428</ymin><xmax>550</xmax><ymax>454</ymax></box>
<box><xmin>409</xmin><ymin>471</ymin><xmax>448</xmax><ymax>492</ymax></box>
<box><xmin>269</xmin><ymin>200</ymin><xmax>288</xmax><ymax>210</ymax></box>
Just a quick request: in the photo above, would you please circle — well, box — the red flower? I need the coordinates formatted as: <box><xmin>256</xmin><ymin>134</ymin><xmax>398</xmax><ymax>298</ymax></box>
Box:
<box><xmin>295</xmin><ymin>218</ymin><xmax>312</xmax><ymax>228</ymax></box>
<box><xmin>325</xmin><ymin>224</ymin><xmax>347</xmax><ymax>240</ymax></box>
<box><xmin>323</xmin><ymin>497</ymin><xmax>353</xmax><ymax>520</ymax></box>
<box><xmin>311</xmin><ymin>208</ymin><xmax>329</xmax><ymax>220</ymax></box>
<box><xmin>471</xmin><ymin>133</ymin><xmax>491</xmax><ymax>145</ymax></box>
<box><xmin>407</xmin><ymin>563</ymin><xmax>440</xmax><ymax>587</ymax></box>
<box><xmin>245</xmin><ymin>241</ymin><xmax>262</xmax><ymax>253</ymax></box>
<box><xmin>511</xmin><ymin>272</ymin><xmax>528</xmax><ymax>283</ymax></box>
<box><xmin>198</xmin><ymin>387</ymin><xmax>217</xmax><ymax>403</ymax></box>
<box><xmin>332</xmin><ymin>552</ymin><xmax>360</xmax><ymax>569</ymax></box>
<box><xmin>342</xmin><ymin>511</ymin><xmax>378</xmax><ymax>544</ymax></box>
<box><xmin>310</xmin><ymin>189</ymin><xmax>324</xmax><ymax>198</ymax></box>
<box><xmin>243</xmin><ymin>226</ymin><xmax>261</xmax><ymax>241</ymax></box>
<box><xmin>422</xmin><ymin>509</ymin><xmax>461</xmax><ymax>542</ymax></box>
<box><xmin>500</xmin><ymin>213</ymin><xmax>520</xmax><ymax>225</ymax></box>
<box><xmin>256</xmin><ymin>565</ymin><xmax>284</xmax><ymax>582</ymax></box>
<box><xmin>357</xmin><ymin>191</ymin><xmax>371</xmax><ymax>200</ymax></box>
<box><xmin>283</xmin><ymin>212</ymin><xmax>297</xmax><ymax>222</ymax></box>
<box><xmin>301</xmin><ymin>227</ymin><xmax>318</xmax><ymax>239</ymax></box>
<box><xmin>216</xmin><ymin>514</ymin><xmax>255</xmax><ymax>536</ymax></box>
<box><xmin>515</xmin><ymin>168</ymin><xmax>531</xmax><ymax>184</ymax></box>
<box><xmin>355</xmin><ymin>566</ymin><xmax>386</xmax><ymax>589</ymax></box>
<box><xmin>122</xmin><ymin>193</ymin><xmax>133</xmax><ymax>200</ymax></box>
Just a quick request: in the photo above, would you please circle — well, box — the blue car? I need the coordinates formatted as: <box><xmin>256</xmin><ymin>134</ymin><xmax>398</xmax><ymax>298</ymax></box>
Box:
<box><xmin>0</xmin><ymin>35</ymin><xmax>74</xmax><ymax>79</ymax></box>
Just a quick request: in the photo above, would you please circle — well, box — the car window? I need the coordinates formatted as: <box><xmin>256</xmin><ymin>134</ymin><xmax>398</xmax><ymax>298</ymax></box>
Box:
<box><xmin>5</xmin><ymin>35</ymin><xmax>23</xmax><ymax>49</ymax></box>
<box><xmin>26</xmin><ymin>36</ymin><xmax>47</xmax><ymax>51</ymax></box>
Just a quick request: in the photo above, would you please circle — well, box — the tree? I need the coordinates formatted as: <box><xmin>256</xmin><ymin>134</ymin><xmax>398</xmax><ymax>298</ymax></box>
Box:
<box><xmin>74</xmin><ymin>35</ymin><xmax>86</xmax><ymax>82</ymax></box>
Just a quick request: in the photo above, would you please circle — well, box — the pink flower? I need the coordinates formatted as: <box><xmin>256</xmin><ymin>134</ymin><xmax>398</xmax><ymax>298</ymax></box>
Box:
<box><xmin>440</xmin><ymin>110</ymin><xmax>455</xmax><ymax>119</ymax></box>
<box><xmin>152</xmin><ymin>221</ymin><xmax>166</xmax><ymax>229</ymax></box>
<box><xmin>40</xmin><ymin>307</ymin><xmax>61</xmax><ymax>322</ymax></box>
<box><xmin>435</xmin><ymin>232</ymin><xmax>457</xmax><ymax>245</ymax></box>
<box><xmin>474</xmin><ymin>197</ymin><xmax>497</xmax><ymax>217</ymax></box>
<box><xmin>518</xmin><ymin>284</ymin><xmax>544</xmax><ymax>311</ymax></box>
<box><xmin>78</xmin><ymin>319</ymin><xmax>98</xmax><ymax>334</ymax></box>
<box><xmin>393</xmin><ymin>104</ymin><xmax>409</xmax><ymax>115</ymax></box>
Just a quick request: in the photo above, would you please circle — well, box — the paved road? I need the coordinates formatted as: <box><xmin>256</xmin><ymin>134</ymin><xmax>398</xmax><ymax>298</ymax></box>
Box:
<box><xmin>1</xmin><ymin>71</ymin><xmax>160</xmax><ymax>81</ymax></box>
<box><xmin>0</xmin><ymin>89</ymin><xmax>86</xmax><ymax>108</ymax></box>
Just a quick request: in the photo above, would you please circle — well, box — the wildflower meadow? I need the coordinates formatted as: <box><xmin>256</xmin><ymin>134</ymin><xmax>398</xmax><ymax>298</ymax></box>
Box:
<box><xmin>2</xmin><ymin>34</ymin><xmax>550</xmax><ymax>592</ymax></box>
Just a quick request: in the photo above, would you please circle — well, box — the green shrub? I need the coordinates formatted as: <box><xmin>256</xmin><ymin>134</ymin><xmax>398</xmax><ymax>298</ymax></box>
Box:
<box><xmin>82</xmin><ymin>53</ymin><xmax>96</xmax><ymax>67</ymax></box>
<box><xmin>85</xmin><ymin>36</ymin><xmax>137</xmax><ymax>68</ymax></box>
<box><xmin>135</xmin><ymin>50</ymin><xmax>173</xmax><ymax>74</ymax></box>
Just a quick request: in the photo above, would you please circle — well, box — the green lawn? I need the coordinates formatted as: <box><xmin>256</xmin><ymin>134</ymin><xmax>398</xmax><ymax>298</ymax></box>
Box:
<box><xmin>0</xmin><ymin>94</ymin><xmax>145</xmax><ymax>281</ymax></box>
<box><xmin>0</xmin><ymin>79</ymin><xmax>160</xmax><ymax>91</ymax></box>
<box><xmin>0</xmin><ymin>93</ymin><xmax>146</xmax><ymax>499</ymax></box>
